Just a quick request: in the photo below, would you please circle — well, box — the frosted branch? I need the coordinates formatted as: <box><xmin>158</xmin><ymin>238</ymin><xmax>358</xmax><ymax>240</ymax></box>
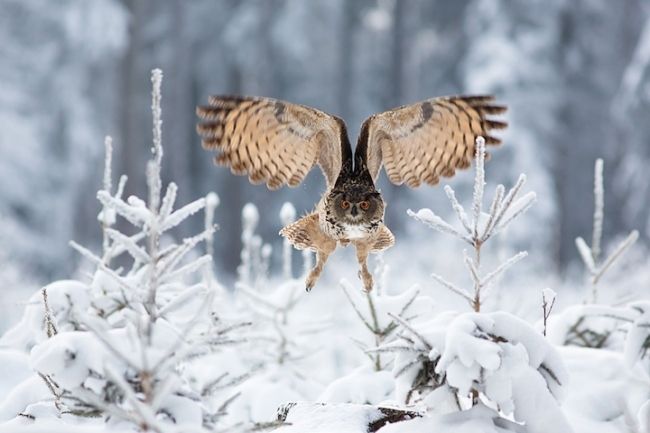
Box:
<box><xmin>495</xmin><ymin>191</ymin><xmax>536</xmax><ymax>233</ymax></box>
<box><xmin>472</xmin><ymin>136</ymin><xmax>486</xmax><ymax>239</ymax></box>
<box><xmin>592</xmin><ymin>159</ymin><xmax>604</xmax><ymax>262</ymax></box>
<box><xmin>97</xmin><ymin>191</ymin><xmax>149</xmax><ymax>227</ymax></box>
<box><xmin>407</xmin><ymin>209</ymin><xmax>471</xmax><ymax>243</ymax></box>
<box><xmin>115</xmin><ymin>175</ymin><xmax>128</xmax><ymax>199</ymax></box>
<box><xmin>444</xmin><ymin>185</ymin><xmax>471</xmax><ymax>235</ymax></box>
<box><xmin>161</xmin><ymin>255</ymin><xmax>213</xmax><ymax>283</ymax></box>
<box><xmin>480</xmin><ymin>251</ymin><xmax>528</xmax><ymax>287</ymax></box>
<box><xmin>159</xmin><ymin>182</ymin><xmax>178</xmax><ymax>221</ymax></box>
<box><xmin>160</xmin><ymin>197</ymin><xmax>206</xmax><ymax>233</ymax></box>
<box><xmin>69</xmin><ymin>241</ymin><xmax>138</xmax><ymax>295</ymax></box>
<box><xmin>159</xmin><ymin>226</ymin><xmax>216</xmax><ymax>277</ymax></box>
<box><xmin>542</xmin><ymin>288</ymin><xmax>557</xmax><ymax>337</ymax></box>
<box><xmin>105</xmin><ymin>228</ymin><xmax>150</xmax><ymax>263</ymax></box>
<box><xmin>487</xmin><ymin>174</ymin><xmax>526</xmax><ymax>237</ymax></box>
<box><xmin>482</xmin><ymin>184</ymin><xmax>505</xmax><ymax>238</ymax></box>
<box><xmin>462</xmin><ymin>250</ymin><xmax>481</xmax><ymax>286</ymax></box>
<box><xmin>387</xmin><ymin>313</ymin><xmax>432</xmax><ymax>350</ymax></box>
<box><xmin>593</xmin><ymin>230</ymin><xmax>639</xmax><ymax>285</ymax></box>
<box><xmin>575</xmin><ymin>237</ymin><xmax>596</xmax><ymax>273</ymax></box>
<box><xmin>341</xmin><ymin>280</ymin><xmax>375</xmax><ymax>333</ymax></box>
<box><xmin>431</xmin><ymin>272</ymin><xmax>473</xmax><ymax>302</ymax></box>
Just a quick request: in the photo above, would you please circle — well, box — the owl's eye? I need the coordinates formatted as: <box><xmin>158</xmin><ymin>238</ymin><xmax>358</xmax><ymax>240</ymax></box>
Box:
<box><xmin>341</xmin><ymin>200</ymin><xmax>350</xmax><ymax>209</ymax></box>
<box><xmin>359</xmin><ymin>201</ymin><xmax>370</xmax><ymax>210</ymax></box>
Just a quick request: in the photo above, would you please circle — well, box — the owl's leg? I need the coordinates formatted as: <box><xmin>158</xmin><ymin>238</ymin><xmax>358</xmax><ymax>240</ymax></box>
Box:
<box><xmin>305</xmin><ymin>239</ymin><xmax>336</xmax><ymax>292</ymax></box>
<box><xmin>353</xmin><ymin>241</ymin><xmax>373</xmax><ymax>292</ymax></box>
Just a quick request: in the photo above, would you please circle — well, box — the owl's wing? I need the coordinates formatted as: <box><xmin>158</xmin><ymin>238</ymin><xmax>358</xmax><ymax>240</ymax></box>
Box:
<box><xmin>355</xmin><ymin>95</ymin><xmax>507</xmax><ymax>187</ymax></box>
<box><xmin>197</xmin><ymin>96</ymin><xmax>351</xmax><ymax>190</ymax></box>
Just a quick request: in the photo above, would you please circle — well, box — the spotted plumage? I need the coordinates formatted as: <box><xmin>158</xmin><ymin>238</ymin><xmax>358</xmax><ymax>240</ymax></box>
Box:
<box><xmin>197</xmin><ymin>95</ymin><xmax>507</xmax><ymax>291</ymax></box>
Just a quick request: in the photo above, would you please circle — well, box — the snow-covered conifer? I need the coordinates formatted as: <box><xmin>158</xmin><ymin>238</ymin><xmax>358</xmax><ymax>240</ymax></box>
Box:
<box><xmin>0</xmin><ymin>69</ymin><xmax>250</xmax><ymax>433</ymax></box>
<box><xmin>408</xmin><ymin>136</ymin><xmax>534</xmax><ymax>311</ymax></box>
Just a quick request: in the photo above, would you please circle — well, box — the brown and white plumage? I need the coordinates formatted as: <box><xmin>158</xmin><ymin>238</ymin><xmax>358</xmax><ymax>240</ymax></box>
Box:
<box><xmin>196</xmin><ymin>96</ymin><xmax>349</xmax><ymax>189</ymax></box>
<box><xmin>355</xmin><ymin>95</ymin><xmax>507</xmax><ymax>187</ymax></box>
<box><xmin>197</xmin><ymin>94</ymin><xmax>507</xmax><ymax>292</ymax></box>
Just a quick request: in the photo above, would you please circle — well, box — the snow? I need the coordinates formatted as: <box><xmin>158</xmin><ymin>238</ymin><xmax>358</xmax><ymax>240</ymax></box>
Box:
<box><xmin>320</xmin><ymin>366</ymin><xmax>395</xmax><ymax>405</ymax></box>
<box><xmin>274</xmin><ymin>403</ymin><xmax>394</xmax><ymax>433</ymax></box>
<box><xmin>1</xmin><ymin>28</ymin><xmax>650</xmax><ymax>433</ymax></box>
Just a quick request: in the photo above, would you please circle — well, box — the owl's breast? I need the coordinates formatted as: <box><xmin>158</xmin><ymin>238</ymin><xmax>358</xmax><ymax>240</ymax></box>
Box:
<box><xmin>319</xmin><ymin>213</ymin><xmax>381</xmax><ymax>241</ymax></box>
<box><xmin>341</xmin><ymin>223</ymin><xmax>369</xmax><ymax>239</ymax></box>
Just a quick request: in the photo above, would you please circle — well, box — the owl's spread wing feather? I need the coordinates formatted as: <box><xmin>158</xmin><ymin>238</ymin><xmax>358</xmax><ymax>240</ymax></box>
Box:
<box><xmin>356</xmin><ymin>95</ymin><xmax>507</xmax><ymax>187</ymax></box>
<box><xmin>197</xmin><ymin>96</ymin><xmax>350</xmax><ymax>190</ymax></box>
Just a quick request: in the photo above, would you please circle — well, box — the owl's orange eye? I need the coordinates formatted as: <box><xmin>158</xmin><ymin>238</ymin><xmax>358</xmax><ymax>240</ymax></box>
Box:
<box><xmin>341</xmin><ymin>200</ymin><xmax>350</xmax><ymax>209</ymax></box>
<box><xmin>360</xmin><ymin>201</ymin><xmax>370</xmax><ymax>210</ymax></box>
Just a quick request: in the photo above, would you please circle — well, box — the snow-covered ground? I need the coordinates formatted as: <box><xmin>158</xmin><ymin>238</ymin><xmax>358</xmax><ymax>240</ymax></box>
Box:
<box><xmin>0</xmin><ymin>70</ymin><xmax>648</xmax><ymax>433</ymax></box>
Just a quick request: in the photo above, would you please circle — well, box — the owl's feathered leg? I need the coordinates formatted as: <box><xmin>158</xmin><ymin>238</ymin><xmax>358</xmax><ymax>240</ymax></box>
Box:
<box><xmin>354</xmin><ymin>224</ymin><xmax>395</xmax><ymax>292</ymax></box>
<box><xmin>279</xmin><ymin>213</ymin><xmax>337</xmax><ymax>292</ymax></box>
<box><xmin>306</xmin><ymin>240</ymin><xmax>336</xmax><ymax>292</ymax></box>
<box><xmin>353</xmin><ymin>241</ymin><xmax>373</xmax><ymax>292</ymax></box>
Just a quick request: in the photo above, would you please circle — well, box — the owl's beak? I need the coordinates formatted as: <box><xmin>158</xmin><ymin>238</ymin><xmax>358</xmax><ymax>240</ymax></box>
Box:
<box><xmin>350</xmin><ymin>205</ymin><xmax>358</xmax><ymax>216</ymax></box>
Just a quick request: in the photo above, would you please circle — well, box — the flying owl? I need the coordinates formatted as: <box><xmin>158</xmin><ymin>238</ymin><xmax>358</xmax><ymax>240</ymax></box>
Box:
<box><xmin>196</xmin><ymin>95</ymin><xmax>506</xmax><ymax>292</ymax></box>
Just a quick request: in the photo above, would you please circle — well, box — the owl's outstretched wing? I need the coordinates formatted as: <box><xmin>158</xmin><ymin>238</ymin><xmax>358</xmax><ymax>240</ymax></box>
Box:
<box><xmin>197</xmin><ymin>96</ymin><xmax>351</xmax><ymax>190</ymax></box>
<box><xmin>355</xmin><ymin>95</ymin><xmax>507</xmax><ymax>187</ymax></box>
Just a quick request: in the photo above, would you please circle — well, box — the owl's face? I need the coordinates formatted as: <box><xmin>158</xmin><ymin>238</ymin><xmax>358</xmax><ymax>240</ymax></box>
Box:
<box><xmin>328</xmin><ymin>187</ymin><xmax>384</xmax><ymax>224</ymax></box>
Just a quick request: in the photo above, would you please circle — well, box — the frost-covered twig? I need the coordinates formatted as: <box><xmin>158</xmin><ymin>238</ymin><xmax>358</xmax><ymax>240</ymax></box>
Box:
<box><xmin>42</xmin><ymin>288</ymin><xmax>58</xmax><ymax>338</ymax></box>
<box><xmin>593</xmin><ymin>231</ymin><xmax>639</xmax><ymax>286</ymax></box>
<box><xmin>472</xmin><ymin>136</ymin><xmax>486</xmax><ymax>239</ymax></box>
<box><xmin>575</xmin><ymin>159</ymin><xmax>639</xmax><ymax>302</ymax></box>
<box><xmin>430</xmin><ymin>272</ymin><xmax>473</xmax><ymax>302</ymax></box>
<box><xmin>592</xmin><ymin>158</ymin><xmax>604</xmax><ymax>262</ymax></box>
<box><xmin>542</xmin><ymin>288</ymin><xmax>557</xmax><ymax>337</ymax></box>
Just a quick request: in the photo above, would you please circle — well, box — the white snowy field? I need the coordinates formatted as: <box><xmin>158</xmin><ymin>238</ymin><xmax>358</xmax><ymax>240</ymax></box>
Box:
<box><xmin>0</xmin><ymin>69</ymin><xmax>649</xmax><ymax>433</ymax></box>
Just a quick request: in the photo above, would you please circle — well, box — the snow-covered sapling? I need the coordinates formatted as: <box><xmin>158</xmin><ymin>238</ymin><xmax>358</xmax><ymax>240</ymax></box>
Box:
<box><xmin>408</xmin><ymin>136</ymin><xmax>534</xmax><ymax>311</ymax></box>
<box><xmin>340</xmin><ymin>279</ymin><xmax>423</xmax><ymax>371</ymax></box>
<box><xmin>18</xmin><ymin>69</ymin><xmax>249</xmax><ymax>432</ymax></box>
<box><xmin>575</xmin><ymin>158</ymin><xmax>639</xmax><ymax>303</ymax></box>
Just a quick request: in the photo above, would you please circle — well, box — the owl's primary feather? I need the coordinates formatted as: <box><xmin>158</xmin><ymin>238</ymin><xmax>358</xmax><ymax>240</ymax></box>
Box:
<box><xmin>355</xmin><ymin>95</ymin><xmax>507</xmax><ymax>187</ymax></box>
<box><xmin>196</xmin><ymin>94</ymin><xmax>507</xmax><ymax>292</ymax></box>
<box><xmin>196</xmin><ymin>96</ymin><xmax>351</xmax><ymax>189</ymax></box>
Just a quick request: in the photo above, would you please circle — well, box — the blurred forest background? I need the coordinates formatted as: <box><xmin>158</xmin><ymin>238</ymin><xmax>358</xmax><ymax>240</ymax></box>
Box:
<box><xmin>1</xmin><ymin>0</ymin><xmax>650</xmax><ymax>293</ymax></box>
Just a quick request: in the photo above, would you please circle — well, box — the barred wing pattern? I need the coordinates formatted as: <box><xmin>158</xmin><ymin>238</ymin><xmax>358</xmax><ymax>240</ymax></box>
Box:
<box><xmin>356</xmin><ymin>95</ymin><xmax>507</xmax><ymax>187</ymax></box>
<box><xmin>197</xmin><ymin>96</ymin><xmax>348</xmax><ymax>190</ymax></box>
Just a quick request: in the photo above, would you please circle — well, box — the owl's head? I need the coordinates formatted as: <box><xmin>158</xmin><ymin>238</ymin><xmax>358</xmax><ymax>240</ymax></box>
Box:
<box><xmin>328</xmin><ymin>186</ymin><xmax>384</xmax><ymax>224</ymax></box>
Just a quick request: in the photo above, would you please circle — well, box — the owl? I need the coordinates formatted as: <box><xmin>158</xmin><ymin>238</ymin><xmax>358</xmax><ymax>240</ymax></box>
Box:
<box><xmin>196</xmin><ymin>95</ymin><xmax>506</xmax><ymax>292</ymax></box>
